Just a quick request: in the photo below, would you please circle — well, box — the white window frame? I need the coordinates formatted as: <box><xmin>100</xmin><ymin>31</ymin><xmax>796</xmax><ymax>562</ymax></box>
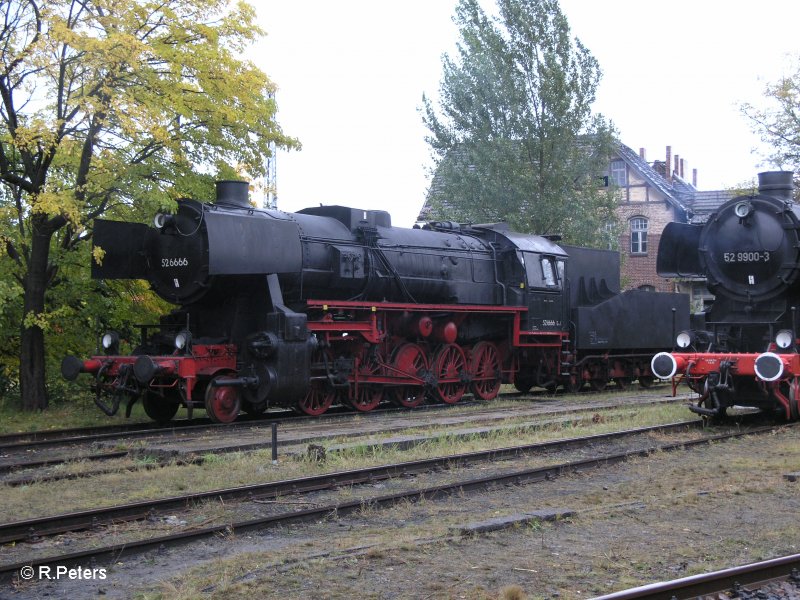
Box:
<box><xmin>610</xmin><ymin>160</ymin><xmax>627</xmax><ymax>186</ymax></box>
<box><xmin>630</xmin><ymin>217</ymin><xmax>648</xmax><ymax>254</ymax></box>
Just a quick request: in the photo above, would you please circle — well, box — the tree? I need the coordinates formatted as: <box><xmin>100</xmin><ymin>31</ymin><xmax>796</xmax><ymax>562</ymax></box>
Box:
<box><xmin>742</xmin><ymin>59</ymin><xmax>800</xmax><ymax>196</ymax></box>
<box><xmin>0</xmin><ymin>0</ymin><xmax>299</xmax><ymax>411</ymax></box>
<box><xmin>422</xmin><ymin>0</ymin><xmax>616</xmax><ymax>245</ymax></box>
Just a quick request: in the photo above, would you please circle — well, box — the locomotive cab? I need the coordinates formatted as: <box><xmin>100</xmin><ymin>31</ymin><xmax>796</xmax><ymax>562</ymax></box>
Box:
<box><xmin>490</xmin><ymin>230</ymin><xmax>568</xmax><ymax>332</ymax></box>
<box><xmin>521</xmin><ymin>252</ymin><xmax>566</xmax><ymax>332</ymax></box>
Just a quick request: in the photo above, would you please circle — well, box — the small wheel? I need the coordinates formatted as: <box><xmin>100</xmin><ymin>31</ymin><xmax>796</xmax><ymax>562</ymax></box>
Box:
<box><xmin>389</xmin><ymin>343</ymin><xmax>428</xmax><ymax>408</ymax></box>
<box><xmin>433</xmin><ymin>344</ymin><xmax>467</xmax><ymax>404</ymax></box>
<box><xmin>589</xmin><ymin>378</ymin><xmax>607</xmax><ymax>392</ymax></box>
<box><xmin>204</xmin><ymin>377</ymin><xmax>241</xmax><ymax>424</ymax></box>
<box><xmin>297</xmin><ymin>382</ymin><xmax>334</xmax><ymax>416</ymax></box>
<box><xmin>348</xmin><ymin>358</ymin><xmax>382</xmax><ymax>412</ymax></box>
<box><xmin>638</xmin><ymin>375</ymin><xmax>654</xmax><ymax>389</ymax></box>
<box><xmin>142</xmin><ymin>392</ymin><xmax>180</xmax><ymax>424</ymax></box>
<box><xmin>470</xmin><ymin>342</ymin><xmax>501</xmax><ymax>401</ymax></box>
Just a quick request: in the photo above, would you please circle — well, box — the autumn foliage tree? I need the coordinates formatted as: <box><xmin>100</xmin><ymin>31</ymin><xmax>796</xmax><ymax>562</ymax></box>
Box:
<box><xmin>0</xmin><ymin>0</ymin><xmax>298</xmax><ymax>410</ymax></box>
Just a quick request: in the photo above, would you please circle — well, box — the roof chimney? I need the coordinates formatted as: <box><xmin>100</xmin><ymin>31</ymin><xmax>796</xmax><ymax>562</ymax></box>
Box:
<box><xmin>665</xmin><ymin>146</ymin><xmax>672</xmax><ymax>182</ymax></box>
<box><xmin>674</xmin><ymin>154</ymin><xmax>680</xmax><ymax>179</ymax></box>
<box><xmin>692</xmin><ymin>168</ymin><xmax>697</xmax><ymax>187</ymax></box>
<box><xmin>680</xmin><ymin>158</ymin><xmax>685</xmax><ymax>179</ymax></box>
<box><xmin>639</xmin><ymin>147</ymin><xmax>646</xmax><ymax>160</ymax></box>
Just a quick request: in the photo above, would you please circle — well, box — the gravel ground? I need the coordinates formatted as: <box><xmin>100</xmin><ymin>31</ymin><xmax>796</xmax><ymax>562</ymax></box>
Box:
<box><xmin>6</xmin><ymin>424</ymin><xmax>800</xmax><ymax>600</ymax></box>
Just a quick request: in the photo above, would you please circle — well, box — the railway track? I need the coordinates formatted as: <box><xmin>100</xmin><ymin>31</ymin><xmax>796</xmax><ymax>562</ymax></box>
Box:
<box><xmin>0</xmin><ymin>409</ymin><xmax>635</xmax><ymax>487</ymax></box>
<box><xmin>0</xmin><ymin>392</ymin><xmax>687</xmax><ymax>486</ymax></box>
<box><xmin>592</xmin><ymin>553</ymin><xmax>800</xmax><ymax>600</ymax></box>
<box><xmin>0</xmin><ymin>395</ymin><xmax>500</xmax><ymax>453</ymax></box>
<box><xmin>0</xmin><ymin>385</ymin><xmax>676</xmax><ymax>448</ymax></box>
<box><xmin>2</xmin><ymin>421</ymin><xmax>789</xmax><ymax>582</ymax></box>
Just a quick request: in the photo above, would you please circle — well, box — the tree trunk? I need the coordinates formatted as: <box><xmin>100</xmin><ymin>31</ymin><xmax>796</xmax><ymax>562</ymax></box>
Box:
<box><xmin>19</xmin><ymin>218</ymin><xmax>52</xmax><ymax>411</ymax></box>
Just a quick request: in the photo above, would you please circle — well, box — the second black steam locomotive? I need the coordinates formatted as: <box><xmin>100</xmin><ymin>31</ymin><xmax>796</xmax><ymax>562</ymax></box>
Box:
<box><xmin>63</xmin><ymin>181</ymin><xmax>688</xmax><ymax>423</ymax></box>
<box><xmin>652</xmin><ymin>171</ymin><xmax>800</xmax><ymax>419</ymax></box>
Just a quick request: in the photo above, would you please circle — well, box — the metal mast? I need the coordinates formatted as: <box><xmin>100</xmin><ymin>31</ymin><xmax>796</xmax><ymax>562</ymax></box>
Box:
<box><xmin>260</xmin><ymin>90</ymin><xmax>278</xmax><ymax>210</ymax></box>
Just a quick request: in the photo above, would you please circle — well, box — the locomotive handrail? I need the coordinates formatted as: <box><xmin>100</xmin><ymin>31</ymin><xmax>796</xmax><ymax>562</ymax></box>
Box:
<box><xmin>305</xmin><ymin>299</ymin><xmax>526</xmax><ymax>313</ymax></box>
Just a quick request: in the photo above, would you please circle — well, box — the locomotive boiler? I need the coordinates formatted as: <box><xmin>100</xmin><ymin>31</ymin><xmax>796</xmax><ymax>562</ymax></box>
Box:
<box><xmin>63</xmin><ymin>181</ymin><xmax>687</xmax><ymax>423</ymax></box>
<box><xmin>652</xmin><ymin>171</ymin><xmax>800</xmax><ymax>419</ymax></box>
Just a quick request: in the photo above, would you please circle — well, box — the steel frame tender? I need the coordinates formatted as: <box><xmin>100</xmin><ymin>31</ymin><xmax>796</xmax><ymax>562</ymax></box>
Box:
<box><xmin>652</xmin><ymin>171</ymin><xmax>800</xmax><ymax>419</ymax></box>
<box><xmin>63</xmin><ymin>181</ymin><xmax>687</xmax><ymax>423</ymax></box>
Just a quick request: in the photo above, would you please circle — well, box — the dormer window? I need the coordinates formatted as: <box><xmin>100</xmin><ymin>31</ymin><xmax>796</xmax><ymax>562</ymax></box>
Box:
<box><xmin>610</xmin><ymin>159</ymin><xmax>627</xmax><ymax>186</ymax></box>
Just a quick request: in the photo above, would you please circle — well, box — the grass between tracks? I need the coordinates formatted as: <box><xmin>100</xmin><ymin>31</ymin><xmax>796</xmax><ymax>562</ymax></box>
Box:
<box><xmin>0</xmin><ymin>401</ymin><xmax>692</xmax><ymax>521</ymax></box>
<box><xmin>0</xmin><ymin>395</ymin><xmax>151</xmax><ymax>434</ymax></box>
<box><xmin>0</xmin><ymin>383</ymin><xmax>683</xmax><ymax>435</ymax></box>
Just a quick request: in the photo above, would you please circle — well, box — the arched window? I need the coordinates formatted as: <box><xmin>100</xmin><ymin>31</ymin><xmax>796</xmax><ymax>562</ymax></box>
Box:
<box><xmin>630</xmin><ymin>217</ymin><xmax>648</xmax><ymax>254</ymax></box>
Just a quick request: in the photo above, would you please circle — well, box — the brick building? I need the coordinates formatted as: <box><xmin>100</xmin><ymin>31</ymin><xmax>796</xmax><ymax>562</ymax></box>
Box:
<box><xmin>609</xmin><ymin>143</ymin><xmax>692</xmax><ymax>292</ymax></box>
<box><xmin>608</xmin><ymin>143</ymin><xmax>731</xmax><ymax>308</ymax></box>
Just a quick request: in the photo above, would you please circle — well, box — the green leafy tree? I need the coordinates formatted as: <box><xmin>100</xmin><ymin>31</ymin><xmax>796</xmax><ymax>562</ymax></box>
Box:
<box><xmin>742</xmin><ymin>58</ymin><xmax>800</xmax><ymax>197</ymax></box>
<box><xmin>422</xmin><ymin>0</ymin><xmax>616</xmax><ymax>244</ymax></box>
<box><xmin>0</xmin><ymin>0</ymin><xmax>299</xmax><ymax>411</ymax></box>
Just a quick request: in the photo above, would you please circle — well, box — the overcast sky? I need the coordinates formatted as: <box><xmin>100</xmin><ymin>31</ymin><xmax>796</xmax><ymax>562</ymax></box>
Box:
<box><xmin>254</xmin><ymin>1</ymin><xmax>800</xmax><ymax>227</ymax></box>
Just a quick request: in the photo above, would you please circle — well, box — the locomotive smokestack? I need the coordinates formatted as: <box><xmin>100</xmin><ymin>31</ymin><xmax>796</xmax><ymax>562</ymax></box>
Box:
<box><xmin>757</xmin><ymin>171</ymin><xmax>794</xmax><ymax>202</ymax></box>
<box><xmin>216</xmin><ymin>180</ymin><xmax>250</xmax><ymax>207</ymax></box>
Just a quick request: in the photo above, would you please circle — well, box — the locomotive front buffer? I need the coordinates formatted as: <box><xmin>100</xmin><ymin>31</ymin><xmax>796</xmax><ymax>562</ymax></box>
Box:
<box><xmin>652</xmin><ymin>342</ymin><xmax>800</xmax><ymax>420</ymax></box>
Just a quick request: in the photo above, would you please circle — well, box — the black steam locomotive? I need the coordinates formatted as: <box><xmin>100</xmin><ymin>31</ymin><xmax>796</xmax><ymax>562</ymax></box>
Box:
<box><xmin>652</xmin><ymin>171</ymin><xmax>800</xmax><ymax>419</ymax></box>
<box><xmin>62</xmin><ymin>181</ymin><xmax>687</xmax><ymax>423</ymax></box>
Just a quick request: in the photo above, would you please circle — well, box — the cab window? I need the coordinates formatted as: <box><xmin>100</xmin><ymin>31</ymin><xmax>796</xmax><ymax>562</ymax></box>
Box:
<box><xmin>541</xmin><ymin>257</ymin><xmax>557</xmax><ymax>287</ymax></box>
<box><xmin>524</xmin><ymin>253</ymin><xmax>562</xmax><ymax>289</ymax></box>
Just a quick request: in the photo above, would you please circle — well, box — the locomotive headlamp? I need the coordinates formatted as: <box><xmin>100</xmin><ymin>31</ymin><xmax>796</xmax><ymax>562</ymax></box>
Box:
<box><xmin>775</xmin><ymin>329</ymin><xmax>794</xmax><ymax>350</ymax></box>
<box><xmin>733</xmin><ymin>201</ymin><xmax>753</xmax><ymax>219</ymax></box>
<box><xmin>174</xmin><ymin>330</ymin><xmax>192</xmax><ymax>351</ymax></box>
<box><xmin>101</xmin><ymin>331</ymin><xmax>120</xmax><ymax>355</ymax></box>
<box><xmin>676</xmin><ymin>331</ymin><xmax>693</xmax><ymax>349</ymax></box>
